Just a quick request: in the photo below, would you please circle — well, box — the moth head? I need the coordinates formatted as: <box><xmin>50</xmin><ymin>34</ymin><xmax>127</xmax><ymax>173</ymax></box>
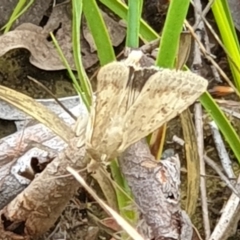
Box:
<box><xmin>124</xmin><ymin>50</ymin><xmax>144</xmax><ymax>68</ymax></box>
<box><xmin>157</xmin><ymin>154</ymin><xmax>181</xmax><ymax>204</ymax></box>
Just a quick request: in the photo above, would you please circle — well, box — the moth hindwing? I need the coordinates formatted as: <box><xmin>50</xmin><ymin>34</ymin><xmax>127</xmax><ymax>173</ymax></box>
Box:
<box><xmin>85</xmin><ymin>50</ymin><xmax>208</xmax><ymax>161</ymax></box>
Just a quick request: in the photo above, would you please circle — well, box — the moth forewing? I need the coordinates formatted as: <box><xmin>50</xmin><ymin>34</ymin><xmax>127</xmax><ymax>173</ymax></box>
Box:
<box><xmin>120</xmin><ymin>69</ymin><xmax>208</xmax><ymax>151</ymax></box>
<box><xmin>85</xmin><ymin>62</ymin><xmax>130</xmax><ymax>160</ymax></box>
<box><xmin>84</xmin><ymin>104</ymin><xmax>95</xmax><ymax>148</ymax></box>
<box><xmin>86</xmin><ymin>53</ymin><xmax>208</xmax><ymax>161</ymax></box>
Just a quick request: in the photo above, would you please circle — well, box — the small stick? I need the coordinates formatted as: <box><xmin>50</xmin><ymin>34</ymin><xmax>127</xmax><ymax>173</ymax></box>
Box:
<box><xmin>28</xmin><ymin>76</ymin><xmax>77</xmax><ymax>120</ymax></box>
<box><xmin>209</xmin><ymin>121</ymin><xmax>235</xmax><ymax>178</ymax></box>
<box><xmin>194</xmin><ymin>103</ymin><xmax>211</xmax><ymax>239</ymax></box>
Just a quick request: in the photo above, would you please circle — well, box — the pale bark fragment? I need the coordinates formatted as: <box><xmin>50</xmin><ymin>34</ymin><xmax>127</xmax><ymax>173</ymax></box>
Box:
<box><xmin>0</xmin><ymin>138</ymin><xmax>89</xmax><ymax>238</ymax></box>
<box><xmin>0</xmin><ymin>105</ymin><xmax>82</xmax><ymax>209</ymax></box>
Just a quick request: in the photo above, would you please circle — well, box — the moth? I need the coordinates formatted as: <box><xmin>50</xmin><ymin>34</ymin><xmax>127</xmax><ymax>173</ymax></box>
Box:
<box><xmin>85</xmin><ymin>50</ymin><xmax>208</xmax><ymax>161</ymax></box>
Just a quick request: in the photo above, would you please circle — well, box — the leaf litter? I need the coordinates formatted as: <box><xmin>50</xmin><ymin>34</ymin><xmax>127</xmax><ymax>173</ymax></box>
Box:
<box><xmin>2</xmin><ymin>0</ymin><xmax>240</xmax><ymax>240</ymax></box>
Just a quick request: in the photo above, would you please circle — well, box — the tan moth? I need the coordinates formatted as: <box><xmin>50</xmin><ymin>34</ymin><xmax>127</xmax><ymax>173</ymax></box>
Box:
<box><xmin>85</xmin><ymin>50</ymin><xmax>208</xmax><ymax>161</ymax></box>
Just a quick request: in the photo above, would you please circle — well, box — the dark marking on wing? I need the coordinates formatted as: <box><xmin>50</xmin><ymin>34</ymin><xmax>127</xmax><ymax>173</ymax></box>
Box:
<box><xmin>127</xmin><ymin>67</ymin><xmax>159</xmax><ymax>92</ymax></box>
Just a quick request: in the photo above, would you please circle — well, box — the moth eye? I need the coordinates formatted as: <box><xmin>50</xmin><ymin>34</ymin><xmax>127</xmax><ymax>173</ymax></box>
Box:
<box><xmin>167</xmin><ymin>192</ymin><xmax>175</xmax><ymax>200</ymax></box>
<box><xmin>165</xmin><ymin>192</ymin><xmax>178</xmax><ymax>204</ymax></box>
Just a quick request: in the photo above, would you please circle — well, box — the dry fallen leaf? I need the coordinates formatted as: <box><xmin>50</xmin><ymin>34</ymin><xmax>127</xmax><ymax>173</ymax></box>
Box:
<box><xmin>0</xmin><ymin>3</ymin><xmax>126</xmax><ymax>71</ymax></box>
<box><xmin>0</xmin><ymin>23</ymin><xmax>75</xmax><ymax>71</ymax></box>
<box><xmin>0</xmin><ymin>5</ymin><xmax>94</xmax><ymax>71</ymax></box>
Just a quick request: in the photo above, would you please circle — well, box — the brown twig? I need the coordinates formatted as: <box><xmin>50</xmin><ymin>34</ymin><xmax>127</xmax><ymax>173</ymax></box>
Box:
<box><xmin>119</xmin><ymin>139</ymin><xmax>193</xmax><ymax>240</ymax></box>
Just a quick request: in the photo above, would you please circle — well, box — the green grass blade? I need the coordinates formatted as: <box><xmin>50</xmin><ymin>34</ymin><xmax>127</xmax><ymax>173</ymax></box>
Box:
<box><xmin>2</xmin><ymin>0</ymin><xmax>34</xmax><ymax>33</ymax></box>
<box><xmin>99</xmin><ymin>0</ymin><xmax>158</xmax><ymax>42</ymax></box>
<box><xmin>156</xmin><ymin>0</ymin><xmax>191</xmax><ymax>67</ymax></box>
<box><xmin>83</xmin><ymin>0</ymin><xmax>115</xmax><ymax>64</ymax></box>
<box><xmin>50</xmin><ymin>33</ymin><xmax>89</xmax><ymax>109</ymax></box>
<box><xmin>211</xmin><ymin>0</ymin><xmax>240</xmax><ymax>90</ymax></box>
<box><xmin>200</xmin><ymin>92</ymin><xmax>240</xmax><ymax>162</ymax></box>
<box><xmin>126</xmin><ymin>0</ymin><xmax>143</xmax><ymax>47</ymax></box>
<box><xmin>221</xmin><ymin>0</ymin><xmax>240</xmax><ymax>49</ymax></box>
<box><xmin>72</xmin><ymin>0</ymin><xmax>92</xmax><ymax>109</ymax></box>
<box><xmin>110</xmin><ymin>160</ymin><xmax>136</xmax><ymax>222</ymax></box>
